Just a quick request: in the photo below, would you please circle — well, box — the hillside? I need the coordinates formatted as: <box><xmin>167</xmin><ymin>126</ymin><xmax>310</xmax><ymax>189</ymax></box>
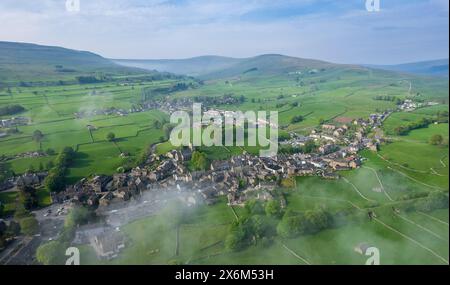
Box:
<box><xmin>0</xmin><ymin>41</ymin><xmax>147</xmax><ymax>83</ymax></box>
<box><xmin>114</xmin><ymin>54</ymin><xmax>350</xmax><ymax>79</ymax></box>
<box><xmin>113</xmin><ymin>56</ymin><xmax>242</xmax><ymax>77</ymax></box>
<box><xmin>365</xmin><ymin>59</ymin><xmax>449</xmax><ymax>78</ymax></box>
<box><xmin>201</xmin><ymin>54</ymin><xmax>339</xmax><ymax>79</ymax></box>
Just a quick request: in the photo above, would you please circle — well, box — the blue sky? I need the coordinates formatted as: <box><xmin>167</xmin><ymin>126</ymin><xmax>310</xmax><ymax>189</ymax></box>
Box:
<box><xmin>0</xmin><ymin>0</ymin><xmax>448</xmax><ymax>64</ymax></box>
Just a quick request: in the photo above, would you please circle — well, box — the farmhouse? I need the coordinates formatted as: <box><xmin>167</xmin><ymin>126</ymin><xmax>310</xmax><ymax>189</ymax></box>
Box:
<box><xmin>0</xmin><ymin>117</ymin><xmax>29</xmax><ymax>128</ymax></box>
<box><xmin>322</xmin><ymin>124</ymin><xmax>336</xmax><ymax>131</ymax></box>
<box><xmin>90</xmin><ymin>230</ymin><xmax>126</xmax><ymax>260</ymax></box>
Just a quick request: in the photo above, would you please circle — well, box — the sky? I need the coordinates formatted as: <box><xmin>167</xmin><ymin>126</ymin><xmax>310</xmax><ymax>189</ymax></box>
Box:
<box><xmin>0</xmin><ymin>0</ymin><xmax>448</xmax><ymax>64</ymax></box>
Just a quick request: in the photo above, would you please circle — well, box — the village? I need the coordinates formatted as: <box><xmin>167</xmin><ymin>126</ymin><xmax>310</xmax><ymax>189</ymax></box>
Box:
<box><xmin>2</xmin><ymin>93</ymin><xmax>440</xmax><ymax>262</ymax></box>
<box><xmin>0</xmin><ymin>106</ymin><xmax>389</xmax><ymax>261</ymax></box>
<box><xmin>0</xmin><ymin>96</ymin><xmax>396</xmax><ymax>261</ymax></box>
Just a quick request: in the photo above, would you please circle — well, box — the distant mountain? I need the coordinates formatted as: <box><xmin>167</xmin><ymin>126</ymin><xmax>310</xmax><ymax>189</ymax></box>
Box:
<box><xmin>0</xmin><ymin>41</ymin><xmax>146</xmax><ymax>82</ymax></box>
<box><xmin>202</xmin><ymin>54</ymin><xmax>339</xmax><ymax>79</ymax></box>
<box><xmin>114</xmin><ymin>54</ymin><xmax>345</xmax><ymax>79</ymax></box>
<box><xmin>365</xmin><ymin>59</ymin><xmax>449</xmax><ymax>77</ymax></box>
<box><xmin>113</xmin><ymin>56</ymin><xmax>242</xmax><ymax>77</ymax></box>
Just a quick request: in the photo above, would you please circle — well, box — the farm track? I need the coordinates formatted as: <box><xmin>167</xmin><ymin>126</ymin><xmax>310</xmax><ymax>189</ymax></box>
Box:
<box><xmin>386</xmin><ymin>166</ymin><xmax>444</xmax><ymax>191</ymax></box>
<box><xmin>377</xmin><ymin>153</ymin><xmax>430</xmax><ymax>174</ymax></box>
<box><xmin>440</xmin><ymin>155</ymin><xmax>447</xmax><ymax>168</ymax></box>
<box><xmin>342</xmin><ymin>177</ymin><xmax>374</xmax><ymax>202</ymax></box>
<box><xmin>229</xmin><ymin>206</ymin><xmax>239</xmax><ymax>221</ymax></box>
<box><xmin>362</xmin><ymin>166</ymin><xmax>394</xmax><ymax>201</ymax></box>
<box><xmin>373</xmin><ymin>218</ymin><xmax>449</xmax><ymax>265</ymax></box>
<box><xmin>280</xmin><ymin>243</ymin><xmax>311</xmax><ymax>265</ymax></box>
<box><xmin>417</xmin><ymin>211</ymin><xmax>449</xmax><ymax>226</ymax></box>
<box><xmin>394</xmin><ymin>213</ymin><xmax>447</xmax><ymax>242</ymax></box>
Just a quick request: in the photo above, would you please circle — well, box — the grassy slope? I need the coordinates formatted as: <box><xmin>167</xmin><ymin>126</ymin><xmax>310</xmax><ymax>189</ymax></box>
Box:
<box><xmin>0</xmin><ymin>41</ymin><xmax>146</xmax><ymax>82</ymax></box>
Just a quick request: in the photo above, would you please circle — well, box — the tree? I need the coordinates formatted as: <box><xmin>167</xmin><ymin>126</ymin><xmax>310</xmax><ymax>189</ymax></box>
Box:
<box><xmin>46</xmin><ymin>160</ymin><xmax>55</xmax><ymax>169</ymax></box>
<box><xmin>276</xmin><ymin>214</ymin><xmax>302</xmax><ymax>238</ymax></box>
<box><xmin>36</xmin><ymin>241</ymin><xmax>66</xmax><ymax>265</ymax></box>
<box><xmin>20</xmin><ymin>216</ymin><xmax>39</xmax><ymax>236</ymax></box>
<box><xmin>244</xmin><ymin>199</ymin><xmax>264</xmax><ymax>215</ymax></box>
<box><xmin>14</xmin><ymin>204</ymin><xmax>30</xmax><ymax>220</ymax></box>
<box><xmin>301</xmin><ymin>140</ymin><xmax>316</xmax><ymax>153</ymax></box>
<box><xmin>153</xmin><ymin>120</ymin><xmax>162</xmax><ymax>129</ymax></box>
<box><xmin>291</xmin><ymin>115</ymin><xmax>303</xmax><ymax>124</ymax></box>
<box><xmin>106</xmin><ymin>132</ymin><xmax>116</xmax><ymax>142</ymax></box>
<box><xmin>415</xmin><ymin>191</ymin><xmax>449</xmax><ymax>212</ymax></box>
<box><xmin>303</xmin><ymin>208</ymin><xmax>330</xmax><ymax>234</ymax></box>
<box><xmin>64</xmin><ymin>206</ymin><xmax>93</xmax><ymax>229</ymax></box>
<box><xmin>429</xmin><ymin>134</ymin><xmax>444</xmax><ymax>145</ymax></box>
<box><xmin>224</xmin><ymin>225</ymin><xmax>247</xmax><ymax>252</ymax></box>
<box><xmin>0</xmin><ymin>202</ymin><xmax>4</xmax><ymax>217</ymax></box>
<box><xmin>265</xmin><ymin>200</ymin><xmax>282</xmax><ymax>218</ymax></box>
<box><xmin>44</xmin><ymin>169</ymin><xmax>66</xmax><ymax>192</ymax></box>
<box><xmin>32</xmin><ymin>130</ymin><xmax>44</xmax><ymax>150</ymax></box>
<box><xmin>18</xmin><ymin>185</ymin><xmax>39</xmax><ymax>210</ymax></box>
<box><xmin>191</xmin><ymin>151</ymin><xmax>208</xmax><ymax>170</ymax></box>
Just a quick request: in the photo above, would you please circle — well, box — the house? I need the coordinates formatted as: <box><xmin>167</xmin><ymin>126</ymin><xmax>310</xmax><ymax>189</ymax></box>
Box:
<box><xmin>257</xmin><ymin>181</ymin><xmax>276</xmax><ymax>191</ymax></box>
<box><xmin>324</xmin><ymin>158</ymin><xmax>350</xmax><ymax>170</ymax></box>
<box><xmin>333</xmin><ymin>128</ymin><xmax>346</xmax><ymax>138</ymax></box>
<box><xmin>319</xmin><ymin>144</ymin><xmax>338</xmax><ymax>155</ymax></box>
<box><xmin>0</xmin><ymin>117</ymin><xmax>29</xmax><ymax>128</ymax></box>
<box><xmin>99</xmin><ymin>192</ymin><xmax>114</xmax><ymax>207</ymax></box>
<box><xmin>367</xmin><ymin>142</ymin><xmax>379</xmax><ymax>152</ymax></box>
<box><xmin>256</xmin><ymin>190</ymin><xmax>273</xmax><ymax>201</ymax></box>
<box><xmin>91</xmin><ymin>175</ymin><xmax>113</xmax><ymax>193</ymax></box>
<box><xmin>322</xmin><ymin>171</ymin><xmax>339</xmax><ymax>179</ymax></box>
<box><xmin>16</xmin><ymin>172</ymin><xmax>46</xmax><ymax>187</ymax></box>
<box><xmin>90</xmin><ymin>230</ymin><xmax>126</xmax><ymax>260</ymax></box>
<box><xmin>179</xmin><ymin>148</ymin><xmax>192</xmax><ymax>161</ymax></box>
<box><xmin>210</xmin><ymin>161</ymin><xmax>231</xmax><ymax>171</ymax></box>
<box><xmin>149</xmin><ymin>160</ymin><xmax>176</xmax><ymax>181</ymax></box>
<box><xmin>322</xmin><ymin>124</ymin><xmax>336</xmax><ymax>131</ymax></box>
<box><xmin>349</xmin><ymin>158</ymin><xmax>361</xmax><ymax>169</ymax></box>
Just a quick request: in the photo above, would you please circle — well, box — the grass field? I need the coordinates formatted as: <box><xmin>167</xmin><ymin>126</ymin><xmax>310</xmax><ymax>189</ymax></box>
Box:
<box><xmin>1</xmin><ymin>60</ymin><xmax>449</xmax><ymax>264</ymax></box>
<box><xmin>0</xmin><ymin>187</ymin><xmax>52</xmax><ymax>216</ymax></box>
<box><xmin>76</xmin><ymin>143</ymin><xmax>448</xmax><ymax>265</ymax></box>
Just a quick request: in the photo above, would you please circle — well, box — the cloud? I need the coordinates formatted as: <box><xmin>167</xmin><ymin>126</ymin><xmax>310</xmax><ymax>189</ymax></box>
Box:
<box><xmin>0</xmin><ymin>0</ymin><xmax>448</xmax><ymax>64</ymax></box>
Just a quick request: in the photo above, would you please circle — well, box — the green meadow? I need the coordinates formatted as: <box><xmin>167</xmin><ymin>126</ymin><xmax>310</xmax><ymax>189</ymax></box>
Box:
<box><xmin>1</xmin><ymin>56</ymin><xmax>448</xmax><ymax>265</ymax></box>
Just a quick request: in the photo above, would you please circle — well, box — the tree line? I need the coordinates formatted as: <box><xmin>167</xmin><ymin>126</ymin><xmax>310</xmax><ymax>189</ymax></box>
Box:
<box><xmin>44</xmin><ymin>147</ymin><xmax>76</xmax><ymax>192</ymax></box>
<box><xmin>0</xmin><ymin>104</ymin><xmax>25</xmax><ymax>116</ymax></box>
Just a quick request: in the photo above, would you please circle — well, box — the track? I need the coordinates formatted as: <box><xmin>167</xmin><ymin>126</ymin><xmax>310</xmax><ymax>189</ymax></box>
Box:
<box><xmin>342</xmin><ymin>177</ymin><xmax>374</xmax><ymax>202</ymax></box>
<box><xmin>362</xmin><ymin>166</ymin><xmax>394</xmax><ymax>201</ymax></box>
<box><xmin>417</xmin><ymin>211</ymin><xmax>449</xmax><ymax>226</ymax></box>
<box><xmin>387</xmin><ymin>166</ymin><xmax>444</xmax><ymax>191</ymax></box>
<box><xmin>374</xmin><ymin>218</ymin><xmax>449</xmax><ymax>265</ymax></box>
<box><xmin>280</xmin><ymin>243</ymin><xmax>311</xmax><ymax>265</ymax></box>
<box><xmin>394</xmin><ymin>213</ymin><xmax>447</xmax><ymax>242</ymax></box>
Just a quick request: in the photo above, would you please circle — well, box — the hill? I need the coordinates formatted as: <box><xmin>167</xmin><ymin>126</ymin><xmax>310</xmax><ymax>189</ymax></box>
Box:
<box><xmin>0</xmin><ymin>41</ymin><xmax>148</xmax><ymax>83</ymax></box>
<box><xmin>365</xmin><ymin>59</ymin><xmax>449</xmax><ymax>77</ymax></box>
<box><xmin>114</xmin><ymin>54</ymin><xmax>355</xmax><ymax>79</ymax></box>
<box><xmin>113</xmin><ymin>56</ymin><xmax>242</xmax><ymax>77</ymax></box>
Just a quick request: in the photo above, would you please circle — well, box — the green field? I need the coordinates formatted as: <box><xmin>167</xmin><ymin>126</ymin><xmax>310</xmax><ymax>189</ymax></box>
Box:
<box><xmin>76</xmin><ymin>146</ymin><xmax>449</xmax><ymax>265</ymax></box>
<box><xmin>1</xmin><ymin>49</ymin><xmax>449</xmax><ymax>265</ymax></box>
